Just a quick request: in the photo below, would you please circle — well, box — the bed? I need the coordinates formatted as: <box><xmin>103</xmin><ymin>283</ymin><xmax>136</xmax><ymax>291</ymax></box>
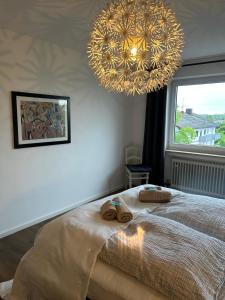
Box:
<box><xmin>5</xmin><ymin>186</ymin><xmax>225</xmax><ymax>300</ymax></box>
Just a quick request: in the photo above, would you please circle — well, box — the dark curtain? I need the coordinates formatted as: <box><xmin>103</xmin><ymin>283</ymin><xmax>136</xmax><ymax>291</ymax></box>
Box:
<box><xmin>142</xmin><ymin>87</ymin><xmax>167</xmax><ymax>186</ymax></box>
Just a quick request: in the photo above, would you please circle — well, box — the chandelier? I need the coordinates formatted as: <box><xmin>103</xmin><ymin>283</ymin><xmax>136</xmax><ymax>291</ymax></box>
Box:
<box><xmin>87</xmin><ymin>0</ymin><xmax>184</xmax><ymax>95</ymax></box>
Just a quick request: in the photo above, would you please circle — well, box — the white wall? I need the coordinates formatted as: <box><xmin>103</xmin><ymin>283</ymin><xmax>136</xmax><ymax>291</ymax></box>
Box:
<box><xmin>168</xmin><ymin>0</ymin><xmax>225</xmax><ymax>60</ymax></box>
<box><xmin>174</xmin><ymin>60</ymin><xmax>225</xmax><ymax>79</ymax></box>
<box><xmin>0</xmin><ymin>28</ymin><xmax>143</xmax><ymax>237</ymax></box>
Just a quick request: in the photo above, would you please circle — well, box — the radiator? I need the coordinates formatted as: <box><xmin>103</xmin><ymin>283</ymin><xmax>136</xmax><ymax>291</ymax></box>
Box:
<box><xmin>171</xmin><ymin>158</ymin><xmax>225</xmax><ymax>198</ymax></box>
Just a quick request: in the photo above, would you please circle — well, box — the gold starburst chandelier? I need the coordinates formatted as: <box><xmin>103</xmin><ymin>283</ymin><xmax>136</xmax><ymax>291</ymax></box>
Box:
<box><xmin>87</xmin><ymin>0</ymin><xmax>184</xmax><ymax>95</ymax></box>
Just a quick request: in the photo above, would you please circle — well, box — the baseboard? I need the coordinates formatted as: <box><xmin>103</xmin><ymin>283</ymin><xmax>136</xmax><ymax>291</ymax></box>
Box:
<box><xmin>0</xmin><ymin>185</ymin><xmax>124</xmax><ymax>239</ymax></box>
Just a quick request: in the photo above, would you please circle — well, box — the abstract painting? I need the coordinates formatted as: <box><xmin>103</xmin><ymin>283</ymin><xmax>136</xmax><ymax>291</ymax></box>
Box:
<box><xmin>12</xmin><ymin>91</ymin><xmax>71</xmax><ymax>148</ymax></box>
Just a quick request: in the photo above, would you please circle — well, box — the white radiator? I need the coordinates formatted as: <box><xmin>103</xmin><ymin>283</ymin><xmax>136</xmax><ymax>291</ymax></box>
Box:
<box><xmin>171</xmin><ymin>158</ymin><xmax>225</xmax><ymax>198</ymax></box>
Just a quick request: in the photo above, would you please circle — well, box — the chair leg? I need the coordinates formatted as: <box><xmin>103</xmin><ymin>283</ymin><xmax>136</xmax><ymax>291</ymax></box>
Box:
<box><xmin>125</xmin><ymin>175</ymin><xmax>127</xmax><ymax>189</ymax></box>
<box><xmin>129</xmin><ymin>176</ymin><xmax>132</xmax><ymax>189</ymax></box>
<box><xmin>146</xmin><ymin>175</ymin><xmax>149</xmax><ymax>184</ymax></box>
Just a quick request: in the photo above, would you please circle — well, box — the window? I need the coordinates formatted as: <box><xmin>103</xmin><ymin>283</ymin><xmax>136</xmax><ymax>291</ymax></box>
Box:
<box><xmin>167</xmin><ymin>77</ymin><xmax>225</xmax><ymax>154</ymax></box>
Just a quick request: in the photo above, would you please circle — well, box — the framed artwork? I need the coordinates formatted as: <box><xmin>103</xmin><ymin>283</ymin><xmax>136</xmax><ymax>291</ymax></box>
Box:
<box><xmin>12</xmin><ymin>91</ymin><xmax>71</xmax><ymax>148</ymax></box>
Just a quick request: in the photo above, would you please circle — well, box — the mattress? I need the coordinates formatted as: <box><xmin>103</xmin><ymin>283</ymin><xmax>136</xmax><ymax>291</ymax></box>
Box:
<box><xmin>88</xmin><ymin>259</ymin><xmax>167</xmax><ymax>300</ymax></box>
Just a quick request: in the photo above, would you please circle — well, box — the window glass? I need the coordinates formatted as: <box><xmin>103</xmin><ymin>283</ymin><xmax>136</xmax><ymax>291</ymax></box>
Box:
<box><xmin>175</xmin><ymin>82</ymin><xmax>225</xmax><ymax>147</ymax></box>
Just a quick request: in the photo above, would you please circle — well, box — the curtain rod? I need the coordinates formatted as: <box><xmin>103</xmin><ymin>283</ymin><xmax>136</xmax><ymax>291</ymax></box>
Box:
<box><xmin>183</xmin><ymin>59</ymin><xmax>225</xmax><ymax>67</ymax></box>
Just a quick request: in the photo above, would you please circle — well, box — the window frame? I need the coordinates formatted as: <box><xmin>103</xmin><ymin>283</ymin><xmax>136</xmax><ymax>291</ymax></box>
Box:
<box><xmin>166</xmin><ymin>75</ymin><xmax>225</xmax><ymax>156</ymax></box>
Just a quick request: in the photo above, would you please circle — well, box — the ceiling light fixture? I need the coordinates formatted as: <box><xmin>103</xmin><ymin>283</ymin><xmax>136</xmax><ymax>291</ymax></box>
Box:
<box><xmin>88</xmin><ymin>0</ymin><xmax>184</xmax><ymax>95</ymax></box>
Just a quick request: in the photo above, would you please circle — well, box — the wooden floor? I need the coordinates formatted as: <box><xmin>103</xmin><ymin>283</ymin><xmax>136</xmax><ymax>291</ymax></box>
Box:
<box><xmin>0</xmin><ymin>219</ymin><xmax>50</xmax><ymax>283</ymax></box>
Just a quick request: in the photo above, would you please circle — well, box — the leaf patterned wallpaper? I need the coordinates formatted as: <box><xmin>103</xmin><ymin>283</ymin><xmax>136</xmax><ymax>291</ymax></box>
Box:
<box><xmin>0</xmin><ymin>0</ymin><xmax>224</xmax><ymax>60</ymax></box>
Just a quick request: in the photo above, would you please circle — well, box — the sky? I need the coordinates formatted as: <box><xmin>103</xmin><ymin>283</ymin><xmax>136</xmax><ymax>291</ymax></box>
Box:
<box><xmin>177</xmin><ymin>82</ymin><xmax>225</xmax><ymax>115</ymax></box>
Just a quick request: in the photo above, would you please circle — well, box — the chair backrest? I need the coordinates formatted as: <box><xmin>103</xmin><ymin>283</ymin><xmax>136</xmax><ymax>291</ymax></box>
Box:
<box><xmin>125</xmin><ymin>145</ymin><xmax>142</xmax><ymax>165</ymax></box>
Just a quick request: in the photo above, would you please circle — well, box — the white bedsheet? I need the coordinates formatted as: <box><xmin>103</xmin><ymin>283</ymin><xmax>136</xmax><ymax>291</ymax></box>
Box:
<box><xmin>2</xmin><ymin>186</ymin><xmax>185</xmax><ymax>300</ymax></box>
<box><xmin>3</xmin><ymin>185</ymin><xmax>225</xmax><ymax>299</ymax></box>
<box><xmin>10</xmin><ymin>185</ymin><xmax>165</xmax><ymax>300</ymax></box>
<box><xmin>0</xmin><ymin>259</ymin><xmax>167</xmax><ymax>300</ymax></box>
<box><xmin>89</xmin><ymin>259</ymin><xmax>167</xmax><ymax>300</ymax></box>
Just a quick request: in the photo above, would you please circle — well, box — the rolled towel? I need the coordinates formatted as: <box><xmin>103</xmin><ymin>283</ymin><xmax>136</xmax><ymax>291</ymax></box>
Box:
<box><xmin>100</xmin><ymin>200</ymin><xmax>117</xmax><ymax>221</ymax></box>
<box><xmin>113</xmin><ymin>197</ymin><xmax>133</xmax><ymax>223</ymax></box>
<box><xmin>139</xmin><ymin>190</ymin><xmax>171</xmax><ymax>203</ymax></box>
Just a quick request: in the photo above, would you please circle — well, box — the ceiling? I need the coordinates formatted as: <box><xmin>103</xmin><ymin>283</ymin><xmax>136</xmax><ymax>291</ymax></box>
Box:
<box><xmin>0</xmin><ymin>0</ymin><xmax>224</xmax><ymax>61</ymax></box>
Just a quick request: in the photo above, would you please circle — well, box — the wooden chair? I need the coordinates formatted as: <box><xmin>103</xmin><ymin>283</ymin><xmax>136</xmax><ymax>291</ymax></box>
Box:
<box><xmin>125</xmin><ymin>145</ymin><xmax>152</xmax><ymax>188</ymax></box>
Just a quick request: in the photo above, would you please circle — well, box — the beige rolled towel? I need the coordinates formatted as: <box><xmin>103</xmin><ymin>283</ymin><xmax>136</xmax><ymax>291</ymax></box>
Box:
<box><xmin>100</xmin><ymin>200</ymin><xmax>117</xmax><ymax>221</ymax></box>
<box><xmin>139</xmin><ymin>190</ymin><xmax>171</xmax><ymax>203</ymax></box>
<box><xmin>113</xmin><ymin>197</ymin><xmax>133</xmax><ymax>223</ymax></box>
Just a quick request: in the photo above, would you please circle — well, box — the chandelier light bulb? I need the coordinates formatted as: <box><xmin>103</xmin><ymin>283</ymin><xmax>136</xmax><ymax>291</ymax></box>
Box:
<box><xmin>87</xmin><ymin>0</ymin><xmax>184</xmax><ymax>95</ymax></box>
<box><xmin>130</xmin><ymin>47</ymin><xmax>138</xmax><ymax>57</ymax></box>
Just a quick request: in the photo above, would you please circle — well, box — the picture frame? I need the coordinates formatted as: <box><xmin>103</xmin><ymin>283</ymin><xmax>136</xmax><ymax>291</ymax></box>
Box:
<box><xmin>12</xmin><ymin>91</ymin><xmax>71</xmax><ymax>148</ymax></box>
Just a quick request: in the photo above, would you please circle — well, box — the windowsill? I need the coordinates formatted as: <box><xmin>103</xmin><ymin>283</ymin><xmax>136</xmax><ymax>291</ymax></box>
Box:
<box><xmin>165</xmin><ymin>149</ymin><xmax>225</xmax><ymax>159</ymax></box>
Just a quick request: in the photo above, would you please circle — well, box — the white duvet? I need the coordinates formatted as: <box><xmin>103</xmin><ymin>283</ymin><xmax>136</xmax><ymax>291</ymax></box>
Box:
<box><xmin>10</xmin><ymin>186</ymin><xmax>151</xmax><ymax>300</ymax></box>
<box><xmin>3</xmin><ymin>185</ymin><xmax>225</xmax><ymax>300</ymax></box>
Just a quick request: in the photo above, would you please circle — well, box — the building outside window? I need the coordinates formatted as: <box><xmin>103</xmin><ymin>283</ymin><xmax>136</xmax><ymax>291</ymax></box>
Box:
<box><xmin>176</xmin><ymin>108</ymin><xmax>220</xmax><ymax>146</ymax></box>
